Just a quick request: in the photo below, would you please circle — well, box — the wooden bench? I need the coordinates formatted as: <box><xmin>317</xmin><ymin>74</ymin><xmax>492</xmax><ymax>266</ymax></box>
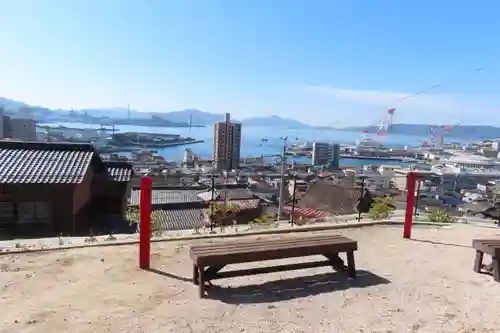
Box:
<box><xmin>472</xmin><ymin>239</ymin><xmax>500</xmax><ymax>282</ymax></box>
<box><xmin>189</xmin><ymin>234</ymin><xmax>358</xmax><ymax>298</ymax></box>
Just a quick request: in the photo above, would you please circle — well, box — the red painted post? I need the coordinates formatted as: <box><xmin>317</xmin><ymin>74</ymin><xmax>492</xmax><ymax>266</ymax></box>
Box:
<box><xmin>139</xmin><ymin>176</ymin><xmax>153</xmax><ymax>269</ymax></box>
<box><xmin>403</xmin><ymin>172</ymin><xmax>417</xmax><ymax>239</ymax></box>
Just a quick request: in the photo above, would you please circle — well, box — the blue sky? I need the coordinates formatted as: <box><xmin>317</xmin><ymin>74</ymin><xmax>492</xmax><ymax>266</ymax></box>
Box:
<box><xmin>1</xmin><ymin>1</ymin><xmax>499</xmax><ymax>126</ymax></box>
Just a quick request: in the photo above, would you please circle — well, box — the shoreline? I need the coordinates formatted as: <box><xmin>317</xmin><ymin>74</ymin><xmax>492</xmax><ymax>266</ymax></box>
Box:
<box><xmin>98</xmin><ymin>140</ymin><xmax>204</xmax><ymax>153</ymax></box>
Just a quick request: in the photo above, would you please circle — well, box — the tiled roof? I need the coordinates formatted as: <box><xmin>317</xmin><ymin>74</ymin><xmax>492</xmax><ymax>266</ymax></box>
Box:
<box><xmin>297</xmin><ymin>180</ymin><xmax>360</xmax><ymax>216</ymax></box>
<box><xmin>198</xmin><ymin>187</ymin><xmax>256</xmax><ymax>201</ymax></box>
<box><xmin>212</xmin><ymin>199</ymin><xmax>261</xmax><ymax>210</ymax></box>
<box><xmin>284</xmin><ymin>206</ymin><xmax>331</xmax><ymax>218</ymax></box>
<box><xmin>153</xmin><ymin>208</ymin><xmax>209</xmax><ymax>231</ymax></box>
<box><xmin>129</xmin><ymin>189</ymin><xmax>203</xmax><ymax>206</ymax></box>
<box><xmin>0</xmin><ymin>141</ymin><xmax>98</xmax><ymax>184</ymax></box>
<box><xmin>105</xmin><ymin>162</ymin><xmax>133</xmax><ymax>182</ymax></box>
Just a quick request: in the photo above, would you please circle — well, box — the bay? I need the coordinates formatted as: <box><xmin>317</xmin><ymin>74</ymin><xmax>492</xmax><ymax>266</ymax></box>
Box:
<box><xmin>42</xmin><ymin>122</ymin><xmax>464</xmax><ymax>167</ymax></box>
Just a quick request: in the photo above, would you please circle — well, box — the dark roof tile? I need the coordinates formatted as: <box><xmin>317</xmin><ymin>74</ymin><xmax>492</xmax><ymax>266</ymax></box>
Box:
<box><xmin>154</xmin><ymin>208</ymin><xmax>208</xmax><ymax>231</ymax></box>
<box><xmin>198</xmin><ymin>187</ymin><xmax>256</xmax><ymax>201</ymax></box>
<box><xmin>0</xmin><ymin>141</ymin><xmax>97</xmax><ymax>184</ymax></box>
<box><xmin>129</xmin><ymin>189</ymin><xmax>203</xmax><ymax>206</ymax></box>
<box><xmin>105</xmin><ymin>161</ymin><xmax>133</xmax><ymax>182</ymax></box>
<box><xmin>297</xmin><ymin>180</ymin><xmax>360</xmax><ymax>216</ymax></box>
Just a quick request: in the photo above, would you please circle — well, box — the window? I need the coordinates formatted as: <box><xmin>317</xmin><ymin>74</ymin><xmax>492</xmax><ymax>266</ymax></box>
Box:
<box><xmin>0</xmin><ymin>202</ymin><xmax>15</xmax><ymax>224</ymax></box>
<box><xmin>17</xmin><ymin>202</ymin><xmax>51</xmax><ymax>224</ymax></box>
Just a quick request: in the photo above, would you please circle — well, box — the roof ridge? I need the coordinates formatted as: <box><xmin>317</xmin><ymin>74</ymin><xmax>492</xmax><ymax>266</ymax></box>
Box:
<box><xmin>0</xmin><ymin>141</ymin><xmax>96</xmax><ymax>152</ymax></box>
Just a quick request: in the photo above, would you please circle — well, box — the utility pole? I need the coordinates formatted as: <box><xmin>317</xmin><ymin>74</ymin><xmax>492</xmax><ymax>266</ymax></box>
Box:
<box><xmin>277</xmin><ymin>136</ymin><xmax>288</xmax><ymax>220</ymax></box>
<box><xmin>290</xmin><ymin>172</ymin><xmax>297</xmax><ymax>225</ymax></box>
<box><xmin>414</xmin><ymin>180</ymin><xmax>421</xmax><ymax>217</ymax></box>
<box><xmin>357</xmin><ymin>174</ymin><xmax>365</xmax><ymax>222</ymax></box>
<box><xmin>210</xmin><ymin>173</ymin><xmax>216</xmax><ymax>232</ymax></box>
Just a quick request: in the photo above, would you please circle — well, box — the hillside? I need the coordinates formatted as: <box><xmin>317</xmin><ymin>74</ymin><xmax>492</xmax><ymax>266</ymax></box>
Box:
<box><xmin>242</xmin><ymin>115</ymin><xmax>312</xmax><ymax>128</ymax></box>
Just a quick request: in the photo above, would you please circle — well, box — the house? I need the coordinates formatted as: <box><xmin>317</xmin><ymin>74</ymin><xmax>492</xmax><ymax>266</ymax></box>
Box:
<box><xmin>128</xmin><ymin>184</ymin><xmax>262</xmax><ymax>231</ymax></box>
<box><xmin>197</xmin><ymin>184</ymin><xmax>263</xmax><ymax>225</ymax></box>
<box><xmin>128</xmin><ymin>187</ymin><xmax>209</xmax><ymax>231</ymax></box>
<box><xmin>295</xmin><ymin>180</ymin><xmax>361</xmax><ymax>216</ymax></box>
<box><xmin>0</xmin><ymin>141</ymin><xmax>133</xmax><ymax>238</ymax></box>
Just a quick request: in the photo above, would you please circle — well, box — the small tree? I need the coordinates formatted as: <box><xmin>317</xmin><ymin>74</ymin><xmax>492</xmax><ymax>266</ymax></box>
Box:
<box><xmin>365</xmin><ymin>196</ymin><xmax>394</xmax><ymax>220</ymax></box>
<box><xmin>126</xmin><ymin>206</ymin><xmax>164</xmax><ymax>237</ymax></box>
<box><xmin>426</xmin><ymin>208</ymin><xmax>456</xmax><ymax>223</ymax></box>
<box><xmin>208</xmin><ymin>202</ymin><xmax>240</xmax><ymax>232</ymax></box>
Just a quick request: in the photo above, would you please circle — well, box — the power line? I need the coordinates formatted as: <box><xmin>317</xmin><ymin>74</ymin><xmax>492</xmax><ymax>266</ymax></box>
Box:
<box><xmin>366</xmin><ymin>67</ymin><xmax>486</xmax><ymax>129</ymax></box>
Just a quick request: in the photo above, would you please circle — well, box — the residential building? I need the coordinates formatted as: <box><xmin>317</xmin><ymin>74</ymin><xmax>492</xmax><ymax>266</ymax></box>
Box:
<box><xmin>213</xmin><ymin>113</ymin><xmax>242</xmax><ymax>171</ymax></box>
<box><xmin>7</xmin><ymin>118</ymin><xmax>37</xmax><ymax>141</ymax></box>
<box><xmin>294</xmin><ymin>180</ymin><xmax>360</xmax><ymax>216</ymax></box>
<box><xmin>0</xmin><ymin>113</ymin><xmax>37</xmax><ymax>141</ymax></box>
<box><xmin>0</xmin><ymin>141</ymin><xmax>133</xmax><ymax>238</ymax></box>
<box><xmin>0</xmin><ymin>107</ymin><xmax>4</xmax><ymax>138</ymax></box>
<box><xmin>127</xmin><ymin>183</ymin><xmax>263</xmax><ymax>231</ymax></box>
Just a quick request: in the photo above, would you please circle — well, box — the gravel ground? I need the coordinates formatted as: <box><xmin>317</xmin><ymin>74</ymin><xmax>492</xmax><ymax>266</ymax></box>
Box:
<box><xmin>2</xmin><ymin>224</ymin><xmax>500</xmax><ymax>333</ymax></box>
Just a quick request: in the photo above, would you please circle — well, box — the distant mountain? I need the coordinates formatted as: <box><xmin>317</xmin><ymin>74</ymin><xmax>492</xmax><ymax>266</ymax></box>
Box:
<box><xmin>340</xmin><ymin>123</ymin><xmax>500</xmax><ymax>139</ymax></box>
<box><xmin>242</xmin><ymin>115</ymin><xmax>312</xmax><ymax>129</ymax></box>
<box><xmin>158</xmin><ymin>109</ymin><xmax>226</xmax><ymax>125</ymax></box>
<box><xmin>0</xmin><ymin>97</ymin><xmax>29</xmax><ymax>110</ymax></box>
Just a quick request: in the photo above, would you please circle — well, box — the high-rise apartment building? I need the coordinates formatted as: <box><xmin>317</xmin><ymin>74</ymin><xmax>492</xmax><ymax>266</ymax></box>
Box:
<box><xmin>213</xmin><ymin>113</ymin><xmax>242</xmax><ymax>171</ymax></box>
<box><xmin>312</xmin><ymin>142</ymin><xmax>341</xmax><ymax>167</ymax></box>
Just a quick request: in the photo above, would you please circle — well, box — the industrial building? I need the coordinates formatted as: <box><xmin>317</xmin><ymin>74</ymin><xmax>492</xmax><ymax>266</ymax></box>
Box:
<box><xmin>213</xmin><ymin>113</ymin><xmax>242</xmax><ymax>171</ymax></box>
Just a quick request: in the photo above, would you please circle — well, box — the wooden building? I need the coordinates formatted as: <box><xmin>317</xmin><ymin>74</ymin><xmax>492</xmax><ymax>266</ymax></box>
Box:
<box><xmin>0</xmin><ymin>141</ymin><xmax>133</xmax><ymax>238</ymax></box>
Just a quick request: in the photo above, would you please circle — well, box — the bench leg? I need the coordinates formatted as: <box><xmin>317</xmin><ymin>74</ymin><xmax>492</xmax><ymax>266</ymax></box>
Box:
<box><xmin>324</xmin><ymin>253</ymin><xmax>346</xmax><ymax>272</ymax></box>
<box><xmin>474</xmin><ymin>250</ymin><xmax>484</xmax><ymax>273</ymax></box>
<box><xmin>198</xmin><ymin>265</ymin><xmax>205</xmax><ymax>298</ymax></box>
<box><xmin>492</xmin><ymin>258</ymin><xmax>500</xmax><ymax>282</ymax></box>
<box><xmin>346</xmin><ymin>251</ymin><xmax>356</xmax><ymax>279</ymax></box>
<box><xmin>193</xmin><ymin>264</ymin><xmax>199</xmax><ymax>285</ymax></box>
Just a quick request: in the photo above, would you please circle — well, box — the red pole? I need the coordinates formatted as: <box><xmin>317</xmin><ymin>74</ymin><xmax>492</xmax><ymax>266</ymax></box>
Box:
<box><xmin>139</xmin><ymin>176</ymin><xmax>153</xmax><ymax>269</ymax></box>
<box><xmin>403</xmin><ymin>172</ymin><xmax>417</xmax><ymax>239</ymax></box>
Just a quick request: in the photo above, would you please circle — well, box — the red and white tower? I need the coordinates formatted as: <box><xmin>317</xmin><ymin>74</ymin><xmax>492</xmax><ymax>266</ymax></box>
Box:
<box><xmin>376</xmin><ymin>108</ymin><xmax>396</xmax><ymax>137</ymax></box>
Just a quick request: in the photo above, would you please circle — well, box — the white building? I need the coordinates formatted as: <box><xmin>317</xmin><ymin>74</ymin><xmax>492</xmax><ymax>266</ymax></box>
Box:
<box><xmin>443</xmin><ymin>153</ymin><xmax>500</xmax><ymax>170</ymax></box>
<box><xmin>355</xmin><ymin>138</ymin><xmax>381</xmax><ymax>155</ymax></box>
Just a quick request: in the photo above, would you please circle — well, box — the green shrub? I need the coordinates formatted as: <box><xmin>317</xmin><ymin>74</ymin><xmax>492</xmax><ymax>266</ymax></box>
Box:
<box><xmin>365</xmin><ymin>197</ymin><xmax>394</xmax><ymax>220</ymax></box>
<box><xmin>126</xmin><ymin>206</ymin><xmax>164</xmax><ymax>237</ymax></box>
<box><xmin>426</xmin><ymin>208</ymin><xmax>457</xmax><ymax>223</ymax></box>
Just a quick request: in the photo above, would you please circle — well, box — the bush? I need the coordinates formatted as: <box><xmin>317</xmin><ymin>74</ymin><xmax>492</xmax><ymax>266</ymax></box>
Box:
<box><xmin>249</xmin><ymin>213</ymin><xmax>274</xmax><ymax>225</ymax></box>
<box><xmin>426</xmin><ymin>208</ymin><xmax>457</xmax><ymax>223</ymax></box>
<box><xmin>126</xmin><ymin>206</ymin><xmax>164</xmax><ymax>237</ymax></box>
<box><xmin>365</xmin><ymin>197</ymin><xmax>394</xmax><ymax>220</ymax></box>
<box><xmin>208</xmin><ymin>202</ymin><xmax>240</xmax><ymax>231</ymax></box>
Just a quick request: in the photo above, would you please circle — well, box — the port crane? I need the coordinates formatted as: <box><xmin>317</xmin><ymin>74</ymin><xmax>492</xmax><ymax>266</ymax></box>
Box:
<box><xmin>428</xmin><ymin>124</ymin><xmax>460</xmax><ymax>149</ymax></box>
<box><xmin>362</xmin><ymin>108</ymin><xmax>396</xmax><ymax>139</ymax></box>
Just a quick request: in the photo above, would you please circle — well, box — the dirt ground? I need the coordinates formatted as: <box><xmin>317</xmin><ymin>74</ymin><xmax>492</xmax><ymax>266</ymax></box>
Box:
<box><xmin>2</xmin><ymin>224</ymin><xmax>500</xmax><ymax>333</ymax></box>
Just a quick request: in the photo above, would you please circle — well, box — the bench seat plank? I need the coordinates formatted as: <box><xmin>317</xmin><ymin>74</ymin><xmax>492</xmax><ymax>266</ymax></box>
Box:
<box><xmin>190</xmin><ymin>235</ymin><xmax>357</xmax><ymax>266</ymax></box>
<box><xmin>473</xmin><ymin>239</ymin><xmax>500</xmax><ymax>257</ymax></box>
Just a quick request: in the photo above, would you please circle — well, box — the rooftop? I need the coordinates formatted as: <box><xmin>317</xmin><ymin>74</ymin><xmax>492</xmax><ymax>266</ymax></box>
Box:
<box><xmin>2</xmin><ymin>224</ymin><xmax>500</xmax><ymax>332</ymax></box>
<box><xmin>129</xmin><ymin>188</ymin><xmax>203</xmax><ymax>206</ymax></box>
<box><xmin>0</xmin><ymin>141</ymin><xmax>100</xmax><ymax>184</ymax></box>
